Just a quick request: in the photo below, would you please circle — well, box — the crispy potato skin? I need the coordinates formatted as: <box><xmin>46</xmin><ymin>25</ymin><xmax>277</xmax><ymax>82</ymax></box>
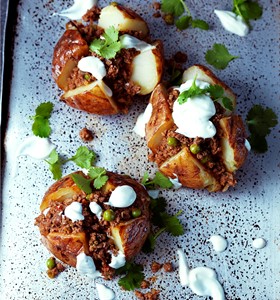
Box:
<box><xmin>145</xmin><ymin>66</ymin><xmax>248</xmax><ymax>192</ymax></box>
<box><xmin>37</xmin><ymin>172</ymin><xmax>150</xmax><ymax>268</ymax></box>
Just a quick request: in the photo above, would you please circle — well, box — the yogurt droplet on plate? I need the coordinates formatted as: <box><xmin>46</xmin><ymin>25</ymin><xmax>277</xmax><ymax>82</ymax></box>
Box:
<box><xmin>120</xmin><ymin>34</ymin><xmax>155</xmax><ymax>52</ymax></box>
<box><xmin>133</xmin><ymin>103</ymin><xmax>153</xmax><ymax>137</ymax></box>
<box><xmin>17</xmin><ymin>136</ymin><xmax>55</xmax><ymax>160</ymax></box>
<box><xmin>109</xmin><ymin>250</ymin><xmax>126</xmax><ymax>269</ymax></box>
<box><xmin>89</xmin><ymin>202</ymin><xmax>103</xmax><ymax>220</ymax></box>
<box><xmin>252</xmin><ymin>238</ymin><xmax>266</xmax><ymax>249</ymax></box>
<box><xmin>173</xmin><ymin>79</ymin><xmax>216</xmax><ymax>139</ymax></box>
<box><xmin>76</xmin><ymin>252</ymin><xmax>101</xmax><ymax>279</ymax></box>
<box><xmin>58</xmin><ymin>0</ymin><xmax>97</xmax><ymax>20</ymax></box>
<box><xmin>177</xmin><ymin>249</ymin><xmax>225</xmax><ymax>300</ymax></box>
<box><xmin>96</xmin><ymin>283</ymin><xmax>115</xmax><ymax>300</ymax></box>
<box><xmin>64</xmin><ymin>202</ymin><xmax>84</xmax><ymax>222</ymax></box>
<box><xmin>214</xmin><ymin>10</ymin><xmax>249</xmax><ymax>37</ymax></box>
<box><xmin>209</xmin><ymin>235</ymin><xmax>228</xmax><ymax>252</ymax></box>
<box><xmin>105</xmin><ymin>185</ymin><xmax>137</xmax><ymax>208</ymax></box>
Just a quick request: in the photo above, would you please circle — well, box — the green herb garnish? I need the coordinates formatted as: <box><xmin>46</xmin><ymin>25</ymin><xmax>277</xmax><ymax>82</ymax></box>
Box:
<box><xmin>71</xmin><ymin>173</ymin><xmax>93</xmax><ymax>194</ymax></box>
<box><xmin>88</xmin><ymin>167</ymin><xmax>108</xmax><ymax>189</ymax></box>
<box><xmin>89</xmin><ymin>26</ymin><xmax>121</xmax><ymax>59</ymax></box>
<box><xmin>161</xmin><ymin>0</ymin><xmax>209</xmax><ymax>31</ymax></box>
<box><xmin>246</xmin><ymin>105</ymin><xmax>278</xmax><ymax>153</ymax></box>
<box><xmin>45</xmin><ymin>149</ymin><xmax>62</xmax><ymax>180</ymax></box>
<box><xmin>117</xmin><ymin>262</ymin><xmax>144</xmax><ymax>291</ymax></box>
<box><xmin>205</xmin><ymin>43</ymin><xmax>239</xmax><ymax>70</ymax></box>
<box><xmin>233</xmin><ymin>0</ymin><xmax>262</xmax><ymax>25</ymax></box>
<box><xmin>69</xmin><ymin>146</ymin><xmax>96</xmax><ymax>169</ymax></box>
<box><xmin>141</xmin><ymin>171</ymin><xmax>173</xmax><ymax>189</ymax></box>
<box><xmin>31</xmin><ymin>102</ymin><xmax>53</xmax><ymax>138</ymax></box>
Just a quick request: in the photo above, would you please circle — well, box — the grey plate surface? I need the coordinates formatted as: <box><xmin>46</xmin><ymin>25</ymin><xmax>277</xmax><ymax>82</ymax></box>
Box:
<box><xmin>1</xmin><ymin>0</ymin><xmax>280</xmax><ymax>299</ymax></box>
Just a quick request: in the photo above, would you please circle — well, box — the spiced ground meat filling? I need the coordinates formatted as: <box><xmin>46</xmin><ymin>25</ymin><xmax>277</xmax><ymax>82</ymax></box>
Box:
<box><xmin>35</xmin><ymin>177</ymin><xmax>150</xmax><ymax>280</ymax></box>
<box><xmin>148</xmin><ymin>89</ymin><xmax>237</xmax><ymax>189</ymax></box>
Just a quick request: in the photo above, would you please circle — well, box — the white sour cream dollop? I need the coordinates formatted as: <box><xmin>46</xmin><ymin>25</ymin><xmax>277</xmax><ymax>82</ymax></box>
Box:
<box><xmin>89</xmin><ymin>202</ymin><xmax>103</xmax><ymax>220</ymax></box>
<box><xmin>76</xmin><ymin>252</ymin><xmax>101</xmax><ymax>279</ymax></box>
<box><xmin>133</xmin><ymin>103</ymin><xmax>153</xmax><ymax>137</ymax></box>
<box><xmin>120</xmin><ymin>34</ymin><xmax>155</xmax><ymax>53</ymax></box>
<box><xmin>177</xmin><ymin>249</ymin><xmax>225</xmax><ymax>300</ymax></box>
<box><xmin>96</xmin><ymin>283</ymin><xmax>115</xmax><ymax>300</ymax></box>
<box><xmin>109</xmin><ymin>250</ymin><xmax>126</xmax><ymax>269</ymax></box>
<box><xmin>78</xmin><ymin>56</ymin><xmax>113</xmax><ymax>97</ymax></box>
<box><xmin>209</xmin><ymin>235</ymin><xmax>228</xmax><ymax>252</ymax></box>
<box><xmin>17</xmin><ymin>136</ymin><xmax>55</xmax><ymax>160</ymax></box>
<box><xmin>105</xmin><ymin>185</ymin><xmax>137</xmax><ymax>208</ymax></box>
<box><xmin>64</xmin><ymin>202</ymin><xmax>84</xmax><ymax>222</ymax></box>
<box><xmin>245</xmin><ymin>139</ymin><xmax>251</xmax><ymax>151</ymax></box>
<box><xmin>214</xmin><ymin>10</ymin><xmax>249</xmax><ymax>37</ymax></box>
<box><xmin>252</xmin><ymin>238</ymin><xmax>266</xmax><ymax>249</ymax></box>
<box><xmin>58</xmin><ymin>0</ymin><xmax>97</xmax><ymax>20</ymax></box>
<box><xmin>173</xmin><ymin>79</ymin><xmax>216</xmax><ymax>139</ymax></box>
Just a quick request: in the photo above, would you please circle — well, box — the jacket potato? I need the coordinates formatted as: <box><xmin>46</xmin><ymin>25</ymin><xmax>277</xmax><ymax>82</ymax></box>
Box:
<box><xmin>35</xmin><ymin>171</ymin><xmax>150</xmax><ymax>279</ymax></box>
<box><xmin>145</xmin><ymin>65</ymin><xmax>249</xmax><ymax>192</ymax></box>
<box><xmin>52</xmin><ymin>3</ymin><xmax>164</xmax><ymax>115</ymax></box>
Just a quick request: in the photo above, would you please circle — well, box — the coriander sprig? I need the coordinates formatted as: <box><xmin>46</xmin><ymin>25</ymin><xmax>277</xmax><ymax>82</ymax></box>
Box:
<box><xmin>31</xmin><ymin>102</ymin><xmax>54</xmax><ymax>138</ymax></box>
<box><xmin>141</xmin><ymin>171</ymin><xmax>173</xmax><ymax>189</ymax></box>
<box><xmin>89</xmin><ymin>26</ymin><xmax>121</xmax><ymax>59</ymax></box>
<box><xmin>116</xmin><ymin>262</ymin><xmax>144</xmax><ymax>291</ymax></box>
<box><xmin>161</xmin><ymin>0</ymin><xmax>209</xmax><ymax>31</ymax></box>
<box><xmin>232</xmin><ymin>0</ymin><xmax>262</xmax><ymax>26</ymax></box>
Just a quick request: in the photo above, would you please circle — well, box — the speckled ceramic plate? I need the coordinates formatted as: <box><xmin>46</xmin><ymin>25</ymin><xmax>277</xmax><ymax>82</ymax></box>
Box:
<box><xmin>1</xmin><ymin>0</ymin><xmax>280</xmax><ymax>299</ymax></box>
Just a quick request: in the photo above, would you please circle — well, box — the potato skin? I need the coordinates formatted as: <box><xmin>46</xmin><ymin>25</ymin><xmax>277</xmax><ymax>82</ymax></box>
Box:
<box><xmin>36</xmin><ymin>172</ymin><xmax>150</xmax><ymax>269</ymax></box>
<box><xmin>145</xmin><ymin>66</ymin><xmax>249</xmax><ymax>192</ymax></box>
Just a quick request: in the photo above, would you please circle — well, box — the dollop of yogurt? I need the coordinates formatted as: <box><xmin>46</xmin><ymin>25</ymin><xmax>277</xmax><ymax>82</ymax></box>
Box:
<box><xmin>78</xmin><ymin>56</ymin><xmax>113</xmax><ymax>97</ymax></box>
<box><xmin>96</xmin><ymin>283</ymin><xmax>115</xmax><ymax>300</ymax></box>
<box><xmin>252</xmin><ymin>238</ymin><xmax>266</xmax><ymax>249</ymax></box>
<box><xmin>58</xmin><ymin>0</ymin><xmax>97</xmax><ymax>20</ymax></box>
<box><xmin>105</xmin><ymin>185</ymin><xmax>137</xmax><ymax>208</ymax></box>
<box><xmin>169</xmin><ymin>175</ymin><xmax>182</xmax><ymax>189</ymax></box>
<box><xmin>177</xmin><ymin>249</ymin><xmax>225</xmax><ymax>300</ymax></box>
<box><xmin>214</xmin><ymin>10</ymin><xmax>249</xmax><ymax>37</ymax></box>
<box><xmin>120</xmin><ymin>34</ymin><xmax>155</xmax><ymax>52</ymax></box>
<box><xmin>89</xmin><ymin>202</ymin><xmax>103</xmax><ymax>220</ymax></box>
<box><xmin>209</xmin><ymin>235</ymin><xmax>228</xmax><ymax>252</ymax></box>
<box><xmin>64</xmin><ymin>202</ymin><xmax>84</xmax><ymax>222</ymax></box>
<box><xmin>133</xmin><ymin>103</ymin><xmax>153</xmax><ymax>137</ymax></box>
<box><xmin>76</xmin><ymin>252</ymin><xmax>101</xmax><ymax>279</ymax></box>
<box><xmin>245</xmin><ymin>139</ymin><xmax>251</xmax><ymax>151</ymax></box>
<box><xmin>147</xmin><ymin>190</ymin><xmax>160</xmax><ymax>199</ymax></box>
<box><xmin>16</xmin><ymin>136</ymin><xmax>55</xmax><ymax>160</ymax></box>
<box><xmin>109</xmin><ymin>250</ymin><xmax>126</xmax><ymax>269</ymax></box>
<box><xmin>173</xmin><ymin>79</ymin><xmax>216</xmax><ymax>139</ymax></box>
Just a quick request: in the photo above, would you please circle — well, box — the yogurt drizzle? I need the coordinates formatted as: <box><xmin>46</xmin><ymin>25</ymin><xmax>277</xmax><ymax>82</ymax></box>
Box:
<box><xmin>214</xmin><ymin>10</ymin><xmax>249</xmax><ymax>37</ymax></box>
<box><xmin>109</xmin><ymin>250</ymin><xmax>126</xmax><ymax>269</ymax></box>
<box><xmin>64</xmin><ymin>202</ymin><xmax>84</xmax><ymax>222</ymax></box>
<box><xmin>177</xmin><ymin>249</ymin><xmax>225</xmax><ymax>300</ymax></box>
<box><xmin>133</xmin><ymin>103</ymin><xmax>153</xmax><ymax>137</ymax></box>
<box><xmin>76</xmin><ymin>252</ymin><xmax>101</xmax><ymax>279</ymax></box>
<box><xmin>58</xmin><ymin>0</ymin><xmax>97</xmax><ymax>20</ymax></box>
<box><xmin>96</xmin><ymin>283</ymin><xmax>115</xmax><ymax>300</ymax></box>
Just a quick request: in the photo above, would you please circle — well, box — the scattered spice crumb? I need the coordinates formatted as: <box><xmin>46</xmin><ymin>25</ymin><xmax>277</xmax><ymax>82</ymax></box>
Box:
<box><xmin>141</xmin><ymin>279</ymin><xmax>151</xmax><ymax>289</ymax></box>
<box><xmin>151</xmin><ymin>261</ymin><xmax>162</xmax><ymax>273</ymax></box>
<box><xmin>163</xmin><ymin>262</ymin><xmax>173</xmax><ymax>272</ymax></box>
<box><xmin>79</xmin><ymin>127</ymin><xmax>94</xmax><ymax>142</ymax></box>
<box><xmin>135</xmin><ymin>289</ymin><xmax>160</xmax><ymax>300</ymax></box>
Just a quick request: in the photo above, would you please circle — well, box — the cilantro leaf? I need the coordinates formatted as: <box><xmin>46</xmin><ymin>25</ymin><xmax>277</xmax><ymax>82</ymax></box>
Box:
<box><xmin>45</xmin><ymin>149</ymin><xmax>62</xmax><ymax>180</ymax></box>
<box><xmin>71</xmin><ymin>173</ymin><xmax>92</xmax><ymax>194</ymax></box>
<box><xmin>248</xmin><ymin>134</ymin><xmax>267</xmax><ymax>153</ymax></box>
<box><xmin>141</xmin><ymin>171</ymin><xmax>150</xmax><ymax>185</ymax></box>
<box><xmin>161</xmin><ymin>0</ymin><xmax>184</xmax><ymax>17</ymax></box>
<box><xmin>175</xmin><ymin>15</ymin><xmax>192</xmax><ymax>30</ymax></box>
<box><xmin>233</xmin><ymin>0</ymin><xmax>262</xmax><ymax>23</ymax></box>
<box><xmin>160</xmin><ymin>211</ymin><xmax>184</xmax><ymax>236</ymax></box>
<box><xmin>191</xmin><ymin>19</ymin><xmax>209</xmax><ymax>30</ymax></box>
<box><xmin>206</xmin><ymin>84</ymin><xmax>224</xmax><ymax>99</ymax></box>
<box><xmin>246</xmin><ymin>105</ymin><xmax>278</xmax><ymax>137</ymax></box>
<box><xmin>142</xmin><ymin>171</ymin><xmax>173</xmax><ymax>189</ymax></box>
<box><xmin>31</xmin><ymin>102</ymin><xmax>54</xmax><ymax>138</ymax></box>
<box><xmin>69</xmin><ymin>146</ymin><xmax>96</xmax><ymax>169</ymax></box>
<box><xmin>117</xmin><ymin>262</ymin><xmax>144</xmax><ymax>291</ymax></box>
<box><xmin>177</xmin><ymin>79</ymin><xmax>205</xmax><ymax>104</ymax></box>
<box><xmin>89</xmin><ymin>26</ymin><xmax>121</xmax><ymax>59</ymax></box>
<box><xmin>88</xmin><ymin>167</ymin><xmax>108</xmax><ymax>189</ymax></box>
<box><xmin>221</xmin><ymin>97</ymin><xmax>234</xmax><ymax>111</ymax></box>
<box><xmin>205</xmin><ymin>43</ymin><xmax>239</xmax><ymax>70</ymax></box>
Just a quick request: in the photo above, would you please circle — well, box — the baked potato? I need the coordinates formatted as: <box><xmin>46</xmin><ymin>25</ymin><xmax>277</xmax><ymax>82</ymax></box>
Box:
<box><xmin>52</xmin><ymin>3</ymin><xmax>164</xmax><ymax>115</ymax></box>
<box><xmin>35</xmin><ymin>171</ymin><xmax>150</xmax><ymax>279</ymax></box>
<box><xmin>145</xmin><ymin>65</ymin><xmax>249</xmax><ymax>192</ymax></box>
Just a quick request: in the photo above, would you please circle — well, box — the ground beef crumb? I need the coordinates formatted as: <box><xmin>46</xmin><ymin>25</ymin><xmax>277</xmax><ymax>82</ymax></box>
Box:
<box><xmin>141</xmin><ymin>279</ymin><xmax>150</xmax><ymax>289</ymax></box>
<box><xmin>46</xmin><ymin>258</ymin><xmax>65</xmax><ymax>279</ymax></box>
<box><xmin>153</xmin><ymin>2</ymin><xmax>161</xmax><ymax>10</ymax></box>
<box><xmin>82</xmin><ymin>6</ymin><xmax>101</xmax><ymax>22</ymax></box>
<box><xmin>163</xmin><ymin>262</ymin><xmax>173</xmax><ymax>272</ymax></box>
<box><xmin>135</xmin><ymin>289</ymin><xmax>160</xmax><ymax>300</ymax></box>
<box><xmin>135</xmin><ymin>291</ymin><xmax>145</xmax><ymax>300</ymax></box>
<box><xmin>151</xmin><ymin>261</ymin><xmax>162</xmax><ymax>273</ymax></box>
<box><xmin>174</xmin><ymin>51</ymin><xmax>188</xmax><ymax>63</ymax></box>
<box><xmin>153</xmin><ymin>12</ymin><xmax>161</xmax><ymax>18</ymax></box>
<box><xmin>79</xmin><ymin>127</ymin><xmax>94</xmax><ymax>142</ymax></box>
